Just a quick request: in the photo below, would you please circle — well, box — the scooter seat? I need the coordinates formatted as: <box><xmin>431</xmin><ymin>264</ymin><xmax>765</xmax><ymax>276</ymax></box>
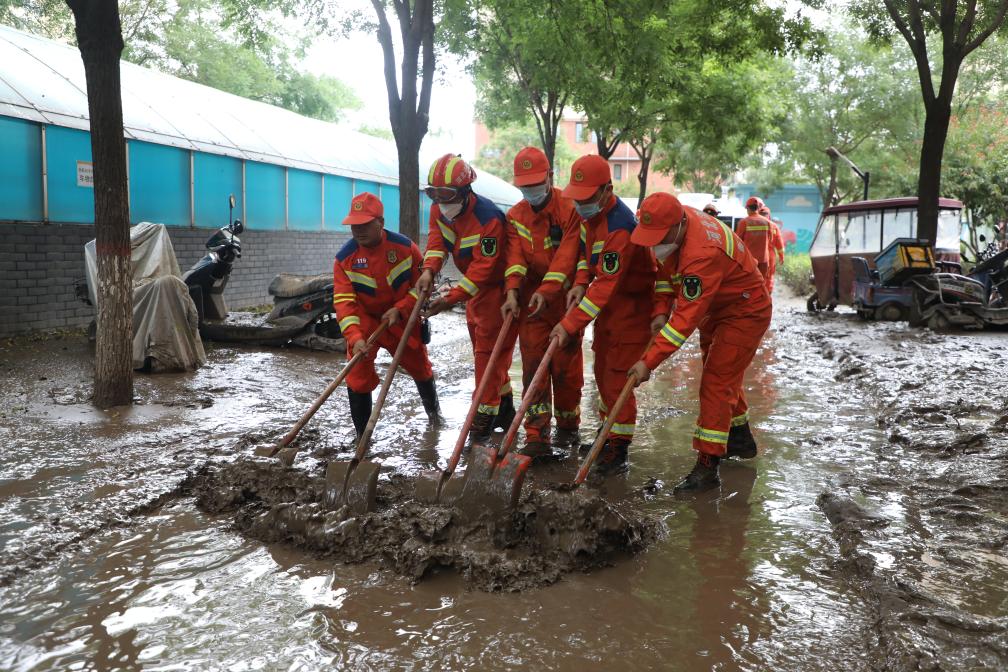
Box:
<box><xmin>268</xmin><ymin>273</ymin><xmax>332</xmax><ymax>298</ymax></box>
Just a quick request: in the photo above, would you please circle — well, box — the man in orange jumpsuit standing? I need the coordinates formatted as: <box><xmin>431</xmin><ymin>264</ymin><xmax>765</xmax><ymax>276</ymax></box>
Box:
<box><xmin>417</xmin><ymin>154</ymin><xmax>517</xmax><ymax>441</ymax></box>
<box><xmin>628</xmin><ymin>193</ymin><xmax>772</xmax><ymax>493</ymax></box>
<box><xmin>333</xmin><ymin>192</ymin><xmax>441</xmax><ymax>439</ymax></box>
<box><xmin>759</xmin><ymin>205</ymin><xmax>786</xmax><ymax>294</ymax></box>
<box><xmin>548</xmin><ymin>154</ymin><xmax>657</xmax><ymax>475</ymax></box>
<box><xmin>501</xmin><ymin>147</ymin><xmax>584</xmax><ymax>459</ymax></box>
<box><xmin>736</xmin><ymin>196</ymin><xmax>771</xmax><ymax>283</ymax></box>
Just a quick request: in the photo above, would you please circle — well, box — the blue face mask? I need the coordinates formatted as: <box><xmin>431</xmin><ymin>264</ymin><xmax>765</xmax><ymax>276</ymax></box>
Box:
<box><xmin>519</xmin><ymin>184</ymin><xmax>550</xmax><ymax>207</ymax></box>
<box><xmin>575</xmin><ymin>199</ymin><xmax>602</xmax><ymax>220</ymax></box>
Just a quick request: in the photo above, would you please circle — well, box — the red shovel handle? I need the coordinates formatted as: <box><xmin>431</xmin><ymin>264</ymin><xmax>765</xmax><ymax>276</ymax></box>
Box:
<box><xmin>275</xmin><ymin>320</ymin><xmax>390</xmax><ymax>450</ymax></box>
<box><xmin>574</xmin><ymin>374</ymin><xmax>637</xmax><ymax>484</ymax></box>
<box><xmin>352</xmin><ymin>287</ymin><xmax>431</xmax><ymax>461</ymax></box>
<box><xmin>444</xmin><ymin>311</ymin><xmax>517</xmax><ymax>475</ymax></box>
<box><xmin>497</xmin><ymin>335</ymin><xmax>561</xmax><ymax>458</ymax></box>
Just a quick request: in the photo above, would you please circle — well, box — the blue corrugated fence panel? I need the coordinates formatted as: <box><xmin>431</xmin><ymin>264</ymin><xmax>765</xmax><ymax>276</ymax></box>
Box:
<box><xmin>0</xmin><ymin>116</ymin><xmax>42</xmax><ymax>221</ymax></box>
<box><xmin>288</xmin><ymin>168</ymin><xmax>322</xmax><ymax>231</ymax></box>
<box><xmin>324</xmin><ymin>174</ymin><xmax>353</xmax><ymax>230</ymax></box>
<box><xmin>246</xmin><ymin>161</ymin><xmax>284</xmax><ymax>230</ymax></box>
<box><xmin>355</xmin><ymin>180</ymin><xmax>380</xmax><ymax>199</ymax></box>
<box><xmin>194</xmin><ymin>153</ymin><xmax>242</xmax><ymax>229</ymax></box>
<box><xmin>129</xmin><ymin>140</ymin><xmax>190</xmax><ymax>226</ymax></box>
<box><xmin>46</xmin><ymin>125</ymin><xmax>93</xmax><ymax>223</ymax></box>
<box><xmin>381</xmin><ymin>185</ymin><xmax>400</xmax><ymax>233</ymax></box>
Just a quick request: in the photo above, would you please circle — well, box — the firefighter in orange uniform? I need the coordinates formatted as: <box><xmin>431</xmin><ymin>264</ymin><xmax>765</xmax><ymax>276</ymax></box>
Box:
<box><xmin>759</xmin><ymin>205</ymin><xmax>786</xmax><ymax>294</ymax></box>
<box><xmin>628</xmin><ymin>193</ymin><xmax>772</xmax><ymax>493</ymax></box>
<box><xmin>500</xmin><ymin>147</ymin><xmax>584</xmax><ymax>458</ymax></box>
<box><xmin>333</xmin><ymin>192</ymin><xmax>441</xmax><ymax>438</ymax></box>
<box><xmin>417</xmin><ymin>154</ymin><xmax>517</xmax><ymax>440</ymax></box>
<box><xmin>736</xmin><ymin>196</ymin><xmax>771</xmax><ymax>282</ymax></box>
<box><xmin>548</xmin><ymin>154</ymin><xmax>657</xmax><ymax>475</ymax></box>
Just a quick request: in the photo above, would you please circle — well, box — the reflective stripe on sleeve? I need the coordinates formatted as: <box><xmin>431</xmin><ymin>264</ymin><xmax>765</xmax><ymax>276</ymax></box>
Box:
<box><xmin>577</xmin><ymin>296</ymin><xmax>600</xmax><ymax>318</ymax></box>
<box><xmin>338</xmin><ymin>315</ymin><xmax>361</xmax><ymax>331</ymax></box>
<box><xmin>459</xmin><ymin>276</ymin><xmax>479</xmax><ymax>296</ymax></box>
<box><xmin>660</xmin><ymin>324</ymin><xmax>687</xmax><ymax>347</ymax></box>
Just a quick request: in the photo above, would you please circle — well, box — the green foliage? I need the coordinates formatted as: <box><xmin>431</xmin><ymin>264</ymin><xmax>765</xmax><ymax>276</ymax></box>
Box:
<box><xmin>474</xmin><ymin>121</ymin><xmax>577</xmax><ymax>182</ymax></box>
<box><xmin>775</xmin><ymin>253</ymin><xmax>813</xmax><ymax>296</ymax></box>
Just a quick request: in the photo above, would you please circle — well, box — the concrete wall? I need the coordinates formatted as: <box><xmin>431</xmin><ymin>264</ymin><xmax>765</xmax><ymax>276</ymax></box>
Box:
<box><xmin>0</xmin><ymin>221</ymin><xmax>351</xmax><ymax>337</ymax></box>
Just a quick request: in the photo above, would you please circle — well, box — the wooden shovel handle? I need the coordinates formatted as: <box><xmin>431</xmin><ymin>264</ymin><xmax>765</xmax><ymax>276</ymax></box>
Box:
<box><xmin>275</xmin><ymin>320</ymin><xmax>390</xmax><ymax>450</ymax></box>
<box><xmin>498</xmin><ymin>335</ymin><xmax>561</xmax><ymax>458</ymax></box>
<box><xmin>444</xmin><ymin>311</ymin><xmax>516</xmax><ymax>476</ymax></box>
<box><xmin>352</xmin><ymin>287</ymin><xmax>431</xmax><ymax>461</ymax></box>
<box><xmin>573</xmin><ymin>334</ymin><xmax>657</xmax><ymax>484</ymax></box>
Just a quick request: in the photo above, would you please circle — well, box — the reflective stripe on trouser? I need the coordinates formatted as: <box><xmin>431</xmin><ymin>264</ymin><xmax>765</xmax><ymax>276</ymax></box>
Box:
<box><xmin>517</xmin><ymin>280</ymin><xmax>583</xmax><ymax>442</ymax></box>
<box><xmin>592</xmin><ymin>292</ymin><xmax>653</xmax><ymax>442</ymax></box>
<box><xmin>466</xmin><ymin>283</ymin><xmax>518</xmax><ymax>415</ymax></box>
<box><xmin>694</xmin><ymin>316</ymin><xmax>769</xmax><ymax>456</ymax></box>
<box><xmin>345</xmin><ymin>312</ymin><xmax>434</xmax><ymax>394</ymax></box>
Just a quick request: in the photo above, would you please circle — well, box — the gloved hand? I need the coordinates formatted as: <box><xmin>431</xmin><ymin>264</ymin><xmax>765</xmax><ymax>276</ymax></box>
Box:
<box><xmin>628</xmin><ymin>360</ymin><xmax>651</xmax><ymax>386</ymax></box>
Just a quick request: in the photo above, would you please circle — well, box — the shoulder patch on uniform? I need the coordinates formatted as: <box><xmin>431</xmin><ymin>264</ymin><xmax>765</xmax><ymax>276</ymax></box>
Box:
<box><xmin>682</xmin><ymin>275</ymin><xmax>702</xmax><ymax>301</ymax></box>
<box><xmin>480</xmin><ymin>236</ymin><xmax>498</xmax><ymax>257</ymax></box>
<box><xmin>472</xmin><ymin>194</ymin><xmax>506</xmax><ymax>227</ymax></box>
<box><xmin>601</xmin><ymin>251</ymin><xmax>620</xmax><ymax>274</ymax></box>
<box><xmin>385</xmin><ymin>230</ymin><xmax>413</xmax><ymax>247</ymax></box>
<box><xmin>606</xmin><ymin>199</ymin><xmax>637</xmax><ymax>234</ymax></box>
<box><xmin>335</xmin><ymin>239</ymin><xmax>360</xmax><ymax>262</ymax></box>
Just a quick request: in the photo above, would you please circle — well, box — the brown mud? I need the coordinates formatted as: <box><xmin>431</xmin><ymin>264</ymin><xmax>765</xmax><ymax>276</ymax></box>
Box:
<box><xmin>188</xmin><ymin>458</ymin><xmax>661</xmax><ymax>592</ymax></box>
<box><xmin>2</xmin><ymin>296</ymin><xmax>1007</xmax><ymax>670</ymax></box>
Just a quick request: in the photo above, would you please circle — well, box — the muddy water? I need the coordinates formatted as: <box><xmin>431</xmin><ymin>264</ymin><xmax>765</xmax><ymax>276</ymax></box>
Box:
<box><xmin>1</xmin><ymin>297</ymin><xmax>1006</xmax><ymax>670</ymax></box>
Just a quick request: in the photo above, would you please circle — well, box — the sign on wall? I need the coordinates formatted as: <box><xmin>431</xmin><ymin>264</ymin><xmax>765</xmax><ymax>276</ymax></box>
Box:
<box><xmin>76</xmin><ymin>160</ymin><xmax>93</xmax><ymax>188</ymax></box>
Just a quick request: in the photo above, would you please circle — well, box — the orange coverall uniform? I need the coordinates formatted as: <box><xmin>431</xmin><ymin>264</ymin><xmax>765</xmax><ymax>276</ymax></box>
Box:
<box><xmin>644</xmin><ymin>208</ymin><xmax>771</xmax><ymax>457</ymax></box>
<box><xmin>559</xmin><ymin>196</ymin><xmax>655</xmax><ymax>442</ymax></box>
<box><xmin>333</xmin><ymin>229</ymin><xmax>433</xmax><ymax>393</ymax></box>
<box><xmin>766</xmin><ymin>220</ymin><xmax>785</xmax><ymax>294</ymax></box>
<box><xmin>423</xmin><ymin>193</ymin><xmax>517</xmax><ymax>416</ymax></box>
<box><xmin>736</xmin><ymin>213</ymin><xmax>772</xmax><ymax>282</ymax></box>
<box><xmin>504</xmin><ymin>187</ymin><xmax>584</xmax><ymax>443</ymax></box>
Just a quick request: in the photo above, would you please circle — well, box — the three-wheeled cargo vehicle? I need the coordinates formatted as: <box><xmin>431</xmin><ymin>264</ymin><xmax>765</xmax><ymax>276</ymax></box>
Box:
<box><xmin>807</xmin><ymin>197</ymin><xmax>963</xmax><ymax>311</ymax></box>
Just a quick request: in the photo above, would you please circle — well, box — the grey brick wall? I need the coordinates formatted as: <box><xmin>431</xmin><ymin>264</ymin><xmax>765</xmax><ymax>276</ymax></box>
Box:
<box><xmin>0</xmin><ymin>221</ymin><xmax>356</xmax><ymax>337</ymax></box>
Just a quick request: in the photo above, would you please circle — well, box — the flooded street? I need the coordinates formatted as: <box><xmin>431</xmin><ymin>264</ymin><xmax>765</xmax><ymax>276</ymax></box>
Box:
<box><xmin>1</xmin><ymin>295</ymin><xmax>1006</xmax><ymax>671</ymax></box>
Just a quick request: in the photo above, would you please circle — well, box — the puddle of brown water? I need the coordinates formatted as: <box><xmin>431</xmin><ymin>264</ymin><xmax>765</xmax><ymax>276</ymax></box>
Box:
<box><xmin>1</xmin><ymin>298</ymin><xmax>1006</xmax><ymax>670</ymax></box>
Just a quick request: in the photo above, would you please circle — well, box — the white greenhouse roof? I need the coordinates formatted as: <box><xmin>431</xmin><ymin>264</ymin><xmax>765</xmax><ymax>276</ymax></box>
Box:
<box><xmin>0</xmin><ymin>24</ymin><xmax>520</xmax><ymax>205</ymax></box>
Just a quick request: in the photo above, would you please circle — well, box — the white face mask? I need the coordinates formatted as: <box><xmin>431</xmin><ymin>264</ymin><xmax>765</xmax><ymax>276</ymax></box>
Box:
<box><xmin>653</xmin><ymin>243</ymin><xmax>678</xmax><ymax>262</ymax></box>
<box><xmin>440</xmin><ymin>201</ymin><xmax>464</xmax><ymax>221</ymax></box>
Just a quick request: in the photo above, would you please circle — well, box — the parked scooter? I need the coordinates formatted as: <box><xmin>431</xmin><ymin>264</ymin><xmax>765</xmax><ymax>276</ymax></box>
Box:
<box><xmin>183</xmin><ymin>194</ymin><xmax>243</xmax><ymax>322</ymax></box>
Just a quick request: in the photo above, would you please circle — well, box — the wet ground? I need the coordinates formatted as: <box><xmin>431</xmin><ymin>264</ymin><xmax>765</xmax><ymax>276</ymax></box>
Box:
<box><xmin>1</xmin><ymin>293</ymin><xmax>1006</xmax><ymax>670</ymax></box>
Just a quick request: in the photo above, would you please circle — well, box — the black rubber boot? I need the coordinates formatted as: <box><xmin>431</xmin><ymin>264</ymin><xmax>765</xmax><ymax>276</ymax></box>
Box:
<box><xmin>518</xmin><ymin>440</ymin><xmax>554</xmax><ymax>461</ymax></box>
<box><xmin>347</xmin><ymin>389</ymin><xmax>373</xmax><ymax>441</ymax></box>
<box><xmin>415</xmin><ymin>378</ymin><xmax>444</xmax><ymax>426</ymax></box>
<box><xmin>726</xmin><ymin>422</ymin><xmax>758</xmax><ymax>459</ymax></box>
<box><xmin>552</xmin><ymin>427</ymin><xmax>581</xmax><ymax>450</ymax></box>
<box><xmin>591</xmin><ymin>439</ymin><xmax>630</xmax><ymax>476</ymax></box>
<box><xmin>493</xmin><ymin>393</ymin><xmax>516</xmax><ymax>431</ymax></box>
<box><xmin>673</xmin><ymin>453</ymin><xmax>722</xmax><ymax>493</ymax></box>
<box><xmin>469</xmin><ymin>412</ymin><xmax>495</xmax><ymax>444</ymax></box>
<box><xmin>578</xmin><ymin>427</ymin><xmax>602</xmax><ymax>455</ymax></box>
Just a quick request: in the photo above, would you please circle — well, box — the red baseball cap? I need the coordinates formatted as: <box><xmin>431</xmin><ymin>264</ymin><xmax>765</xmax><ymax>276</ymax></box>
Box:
<box><xmin>513</xmin><ymin>146</ymin><xmax>550</xmax><ymax>187</ymax></box>
<box><xmin>745</xmin><ymin>196</ymin><xmax>764</xmax><ymax>210</ymax></box>
<box><xmin>758</xmin><ymin>205</ymin><xmax>771</xmax><ymax>217</ymax></box>
<box><xmin>342</xmin><ymin>192</ymin><xmax>383</xmax><ymax>225</ymax></box>
<box><xmin>632</xmin><ymin>192</ymin><xmax>685</xmax><ymax>246</ymax></box>
<box><xmin>563</xmin><ymin>154</ymin><xmax>611</xmax><ymax>200</ymax></box>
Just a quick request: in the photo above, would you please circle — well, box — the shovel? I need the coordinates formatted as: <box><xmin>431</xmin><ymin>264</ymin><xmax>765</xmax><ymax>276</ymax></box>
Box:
<box><xmin>263</xmin><ymin>321</ymin><xmax>391</xmax><ymax>466</ymax></box>
<box><xmin>459</xmin><ymin>335</ymin><xmax>562</xmax><ymax>511</ymax></box>
<box><xmin>324</xmin><ymin>288</ymin><xmax>430</xmax><ymax>513</ymax></box>
<box><xmin>414</xmin><ymin>312</ymin><xmax>516</xmax><ymax>504</ymax></box>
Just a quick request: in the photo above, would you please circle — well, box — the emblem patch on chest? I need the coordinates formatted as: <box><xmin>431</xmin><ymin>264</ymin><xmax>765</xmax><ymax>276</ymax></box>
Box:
<box><xmin>387</xmin><ymin>249</ymin><xmax>397</xmax><ymax>264</ymax></box>
<box><xmin>682</xmin><ymin>275</ymin><xmax>703</xmax><ymax>301</ymax></box>
<box><xmin>480</xmin><ymin>237</ymin><xmax>498</xmax><ymax>257</ymax></box>
<box><xmin>352</xmin><ymin>258</ymin><xmax>368</xmax><ymax>269</ymax></box>
<box><xmin>601</xmin><ymin>251</ymin><xmax>620</xmax><ymax>274</ymax></box>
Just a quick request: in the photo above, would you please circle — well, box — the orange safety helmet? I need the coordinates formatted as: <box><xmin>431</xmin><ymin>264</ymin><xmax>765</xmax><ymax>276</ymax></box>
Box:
<box><xmin>425</xmin><ymin>154</ymin><xmax>477</xmax><ymax>202</ymax></box>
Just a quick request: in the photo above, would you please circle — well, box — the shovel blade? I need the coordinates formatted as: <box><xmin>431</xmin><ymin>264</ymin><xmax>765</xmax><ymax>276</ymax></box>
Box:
<box><xmin>487</xmin><ymin>452</ymin><xmax>532</xmax><ymax>510</ymax></box>
<box><xmin>323</xmin><ymin>459</ymin><xmax>380</xmax><ymax>513</ymax></box>
<box><xmin>275</xmin><ymin>445</ymin><xmax>299</xmax><ymax>467</ymax></box>
<box><xmin>254</xmin><ymin>444</ymin><xmax>281</xmax><ymax>458</ymax></box>
<box><xmin>414</xmin><ymin>469</ymin><xmax>447</xmax><ymax>504</ymax></box>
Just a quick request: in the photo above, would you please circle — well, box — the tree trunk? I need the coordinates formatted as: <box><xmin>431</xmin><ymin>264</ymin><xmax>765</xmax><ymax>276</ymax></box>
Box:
<box><xmin>636</xmin><ymin>152</ymin><xmax>651</xmax><ymax>202</ymax></box>
<box><xmin>915</xmin><ymin>96</ymin><xmax>953</xmax><ymax>245</ymax></box>
<box><xmin>397</xmin><ymin>131</ymin><xmax>421</xmax><ymax>241</ymax></box>
<box><xmin>67</xmin><ymin>0</ymin><xmax>133</xmax><ymax>407</ymax></box>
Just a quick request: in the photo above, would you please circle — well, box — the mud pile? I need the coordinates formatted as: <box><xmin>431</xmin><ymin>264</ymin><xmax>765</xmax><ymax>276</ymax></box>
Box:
<box><xmin>191</xmin><ymin>459</ymin><xmax>663</xmax><ymax>592</ymax></box>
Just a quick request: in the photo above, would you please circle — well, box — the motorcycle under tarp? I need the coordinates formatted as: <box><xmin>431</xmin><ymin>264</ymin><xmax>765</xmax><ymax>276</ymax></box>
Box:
<box><xmin>85</xmin><ymin>222</ymin><xmax>207</xmax><ymax>372</ymax></box>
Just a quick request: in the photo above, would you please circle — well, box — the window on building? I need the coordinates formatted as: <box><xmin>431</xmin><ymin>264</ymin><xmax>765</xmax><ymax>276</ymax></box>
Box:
<box><xmin>575</xmin><ymin>122</ymin><xmax>584</xmax><ymax>142</ymax></box>
<box><xmin>613</xmin><ymin>163</ymin><xmax>622</xmax><ymax>180</ymax></box>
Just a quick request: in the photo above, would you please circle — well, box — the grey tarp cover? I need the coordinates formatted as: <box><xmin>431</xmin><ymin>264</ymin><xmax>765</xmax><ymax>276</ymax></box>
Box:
<box><xmin>84</xmin><ymin>222</ymin><xmax>207</xmax><ymax>372</ymax></box>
